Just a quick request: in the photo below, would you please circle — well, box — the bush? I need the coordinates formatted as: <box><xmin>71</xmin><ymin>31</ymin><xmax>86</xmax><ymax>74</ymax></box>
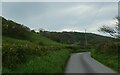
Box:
<box><xmin>96</xmin><ymin>41</ymin><xmax>119</xmax><ymax>54</ymax></box>
<box><xmin>2</xmin><ymin>37</ymin><xmax>66</xmax><ymax>70</ymax></box>
<box><xmin>2</xmin><ymin>17</ymin><xmax>32</xmax><ymax>39</ymax></box>
<box><xmin>6</xmin><ymin>49</ymin><xmax>70</xmax><ymax>73</ymax></box>
<box><xmin>65</xmin><ymin>45</ymin><xmax>92</xmax><ymax>53</ymax></box>
<box><xmin>2</xmin><ymin>40</ymin><xmax>44</xmax><ymax>69</ymax></box>
<box><xmin>91</xmin><ymin>50</ymin><xmax>119</xmax><ymax>72</ymax></box>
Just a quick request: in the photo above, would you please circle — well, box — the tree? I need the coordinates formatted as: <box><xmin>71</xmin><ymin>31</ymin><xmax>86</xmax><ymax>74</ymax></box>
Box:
<box><xmin>39</xmin><ymin>28</ymin><xmax>45</xmax><ymax>33</ymax></box>
<box><xmin>2</xmin><ymin>17</ymin><xmax>32</xmax><ymax>39</ymax></box>
<box><xmin>98</xmin><ymin>17</ymin><xmax>120</xmax><ymax>39</ymax></box>
<box><xmin>31</xmin><ymin>30</ymin><xmax>35</xmax><ymax>33</ymax></box>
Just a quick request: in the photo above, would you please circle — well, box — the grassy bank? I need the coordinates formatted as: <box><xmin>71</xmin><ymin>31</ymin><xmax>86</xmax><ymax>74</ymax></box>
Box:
<box><xmin>2</xmin><ymin>33</ymin><xmax>70</xmax><ymax>73</ymax></box>
<box><xmin>91</xmin><ymin>49</ymin><xmax>119</xmax><ymax>72</ymax></box>
<box><xmin>3</xmin><ymin>49</ymin><xmax>70</xmax><ymax>73</ymax></box>
<box><xmin>3</xmin><ymin>36</ymin><xmax>62</xmax><ymax>68</ymax></box>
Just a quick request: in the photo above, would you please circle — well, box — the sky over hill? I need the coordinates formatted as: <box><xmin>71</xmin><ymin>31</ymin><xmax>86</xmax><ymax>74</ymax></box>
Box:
<box><xmin>1</xmin><ymin>1</ymin><xmax>118</xmax><ymax>36</ymax></box>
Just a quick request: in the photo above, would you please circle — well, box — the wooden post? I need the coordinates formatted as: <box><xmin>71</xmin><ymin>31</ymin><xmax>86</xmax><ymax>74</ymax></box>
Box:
<box><xmin>85</xmin><ymin>29</ymin><xmax>87</xmax><ymax>48</ymax></box>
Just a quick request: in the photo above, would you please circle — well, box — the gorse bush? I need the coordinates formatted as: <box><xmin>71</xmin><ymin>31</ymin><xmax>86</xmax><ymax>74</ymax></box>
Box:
<box><xmin>2</xmin><ymin>36</ymin><xmax>65</xmax><ymax>70</ymax></box>
<box><xmin>92</xmin><ymin>39</ymin><xmax>120</xmax><ymax>72</ymax></box>
<box><xmin>3</xmin><ymin>42</ymin><xmax>42</xmax><ymax>69</ymax></box>
<box><xmin>96</xmin><ymin>41</ymin><xmax>119</xmax><ymax>54</ymax></box>
<box><xmin>11</xmin><ymin>49</ymin><xmax>70</xmax><ymax>73</ymax></box>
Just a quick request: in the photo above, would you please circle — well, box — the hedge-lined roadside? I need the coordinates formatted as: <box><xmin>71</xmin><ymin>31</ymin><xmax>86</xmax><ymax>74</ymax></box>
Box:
<box><xmin>2</xmin><ymin>36</ymin><xmax>67</xmax><ymax>71</ymax></box>
<box><xmin>3</xmin><ymin>49</ymin><xmax>70</xmax><ymax>73</ymax></box>
<box><xmin>91</xmin><ymin>49</ymin><xmax>119</xmax><ymax>72</ymax></box>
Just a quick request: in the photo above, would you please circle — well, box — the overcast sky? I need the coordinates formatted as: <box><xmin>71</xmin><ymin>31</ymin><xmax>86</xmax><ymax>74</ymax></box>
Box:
<box><xmin>1</xmin><ymin>1</ymin><xmax>118</xmax><ymax>35</ymax></box>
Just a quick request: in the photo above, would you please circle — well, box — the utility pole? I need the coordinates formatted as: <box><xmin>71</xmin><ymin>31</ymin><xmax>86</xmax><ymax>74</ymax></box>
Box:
<box><xmin>85</xmin><ymin>29</ymin><xmax>87</xmax><ymax>47</ymax></box>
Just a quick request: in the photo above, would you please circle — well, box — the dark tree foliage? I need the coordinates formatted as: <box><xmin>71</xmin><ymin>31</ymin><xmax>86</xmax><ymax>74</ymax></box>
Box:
<box><xmin>116</xmin><ymin>17</ymin><xmax>120</xmax><ymax>38</ymax></box>
<box><xmin>98</xmin><ymin>17</ymin><xmax>120</xmax><ymax>39</ymax></box>
<box><xmin>2</xmin><ymin>17</ymin><xmax>32</xmax><ymax>39</ymax></box>
<box><xmin>98</xmin><ymin>17</ymin><xmax>120</xmax><ymax>54</ymax></box>
<box><xmin>39</xmin><ymin>28</ymin><xmax>45</xmax><ymax>33</ymax></box>
<box><xmin>31</xmin><ymin>30</ymin><xmax>35</xmax><ymax>33</ymax></box>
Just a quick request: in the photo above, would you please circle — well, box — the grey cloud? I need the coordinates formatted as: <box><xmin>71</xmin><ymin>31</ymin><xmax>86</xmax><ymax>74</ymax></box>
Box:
<box><xmin>0</xmin><ymin>3</ymin><xmax>2</xmax><ymax>16</ymax></box>
<box><xmin>1</xmin><ymin>0</ymin><xmax>120</xmax><ymax>2</ymax></box>
<box><xmin>2</xmin><ymin>2</ymin><xmax>118</xmax><ymax>35</ymax></box>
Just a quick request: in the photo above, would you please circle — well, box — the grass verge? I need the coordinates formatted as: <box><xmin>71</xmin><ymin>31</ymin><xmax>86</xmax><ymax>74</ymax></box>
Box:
<box><xmin>91</xmin><ymin>49</ymin><xmax>119</xmax><ymax>72</ymax></box>
<box><xmin>3</xmin><ymin>49</ymin><xmax>70</xmax><ymax>73</ymax></box>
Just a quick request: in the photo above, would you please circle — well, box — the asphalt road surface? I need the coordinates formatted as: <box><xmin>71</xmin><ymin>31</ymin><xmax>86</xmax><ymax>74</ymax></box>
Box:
<box><xmin>65</xmin><ymin>52</ymin><xmax>117</xmax><ymax>73</ymax></box>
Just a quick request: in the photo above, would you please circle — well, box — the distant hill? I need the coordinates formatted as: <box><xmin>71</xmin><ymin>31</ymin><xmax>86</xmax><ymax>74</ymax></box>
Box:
<box><xmin>1</xmin><ymin>16</ymin><xmax>62</xmax><ymax>46</ymax></box>
<box><xmin>40</xmin><ymin>31</ymin><xmax>115</xmax><ymax>47</ymax></box>
<box><xmin>1</xmin><ymin>16</ymin><xmax>116</xmax><ymax>47</ymax></box>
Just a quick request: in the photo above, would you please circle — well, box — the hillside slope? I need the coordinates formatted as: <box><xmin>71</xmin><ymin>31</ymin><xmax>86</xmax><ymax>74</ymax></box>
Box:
<box><xmin>41</xmin><ymin>32</ymin><xmax>114</xmax><ymax>46</ymax></box>
<box><xmin>2</xmin><ymin>16</ymin><xmax>70</xmax><ymax>73</ymax></box>
<box><xmin>2</xmin><ymin>16</ymin><xmax>63</xmax><ymax>46</ymax></box>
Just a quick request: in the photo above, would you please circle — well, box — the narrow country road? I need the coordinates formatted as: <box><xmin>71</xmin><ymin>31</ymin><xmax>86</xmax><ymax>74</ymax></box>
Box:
<box><xmin>65</xmin><ymin>52</ymin><xmax>117</xmax><ymax>73</ymax></box>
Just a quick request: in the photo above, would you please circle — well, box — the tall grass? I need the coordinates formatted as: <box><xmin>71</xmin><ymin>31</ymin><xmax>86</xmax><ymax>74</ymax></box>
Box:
<box><xmin>2</xmin><ymin>34</ymin><xmax>70</xmax><ymax>73</ymax></box>
<box><xmin>91</xmin><ymin>49</ymin><xmax>119</xmax><ymax>72</ymax></box>
<box><xmin>3</xmin><ymin>49</ymin><xmax>70</xmax><ymax>73</ymax></box>
<box><xmin>91</xmin><ymin>40</ymin><xmax>120</xmax><ymax>72</ymax></box>
<box><xmin>3</xmin><ymin>36</ymin><xmax>65</xmax><ymax>68</ymax></box>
